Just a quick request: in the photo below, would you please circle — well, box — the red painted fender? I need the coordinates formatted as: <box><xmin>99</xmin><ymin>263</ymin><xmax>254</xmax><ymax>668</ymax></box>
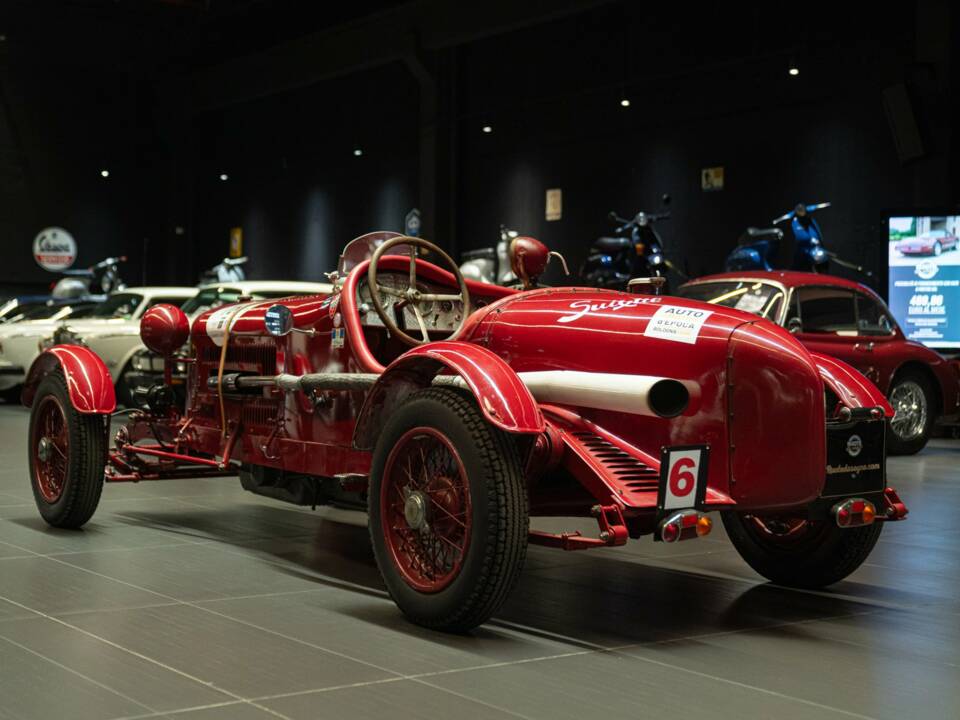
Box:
<box><xmin>353</xmin><ymin>341</ymin><xmax>545</xmax><ymax>450</ymax></box>
<box><xmin>21</xmin><ymin>346</ymin><xmax>117</xmax><ymax>414</ymax></box>
<box><xmin>811</xmin><ymin>352</ymin><xmax>893</xmax><ymax>417</ymax></box>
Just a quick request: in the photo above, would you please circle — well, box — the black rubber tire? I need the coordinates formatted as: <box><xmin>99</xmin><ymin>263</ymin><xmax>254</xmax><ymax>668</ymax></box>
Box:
<box><xmin>368</xmin><ymin>387</ymin><xmax>528</xmax><ymax>632</ymax></box>
<box><xmin>0</xmin><ymin>385</ymin><xmax>21</xmax><ymax>404</ymax></box>
<box><xmin>29</xmin><ymin>371</ymin><xmax>107</xmax><ymax>529</ymax></box>
<box><xmin>886</xmin><ymin>370</ymin><xmax>935</xmax><ymax>456</ymax></box>
<box><xmin>722</xmin><ymin>511</ymin><xmax>882</xmax><ymax>588</ymax></box>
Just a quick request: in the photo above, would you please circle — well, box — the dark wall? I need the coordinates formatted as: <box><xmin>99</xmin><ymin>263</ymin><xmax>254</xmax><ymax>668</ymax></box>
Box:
<box><xmin>186</xmin><ymin>63</ymin><xmax>420</xmax><ymax>283</ymax></box>
<box><xmin>453</xmin><ymin>3</ymin><xmax>931</xmax><ymax>288</ymax></box>
<box><xmin>1</xmin><ymin>0</ymin><xmax>954</xmax><ymax>295</ymax></box>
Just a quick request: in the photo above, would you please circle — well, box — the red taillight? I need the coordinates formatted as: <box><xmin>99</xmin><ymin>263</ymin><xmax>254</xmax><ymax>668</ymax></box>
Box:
<box><xmin>659</xmin><ymin>510</ymin><xmax>713</xmax><ymax>543</ymax></box>
<box><xmin>833</xmin><ymin>498</ymin><xmax>876</xmax><ymax>528</ymax></box>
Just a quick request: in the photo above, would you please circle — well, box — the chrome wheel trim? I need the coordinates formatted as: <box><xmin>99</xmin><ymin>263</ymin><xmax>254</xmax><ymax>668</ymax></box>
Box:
<box><xmin>889</xmin><ymin>380</ymin><xmax>927</xmax><ymax>441</ymax></box>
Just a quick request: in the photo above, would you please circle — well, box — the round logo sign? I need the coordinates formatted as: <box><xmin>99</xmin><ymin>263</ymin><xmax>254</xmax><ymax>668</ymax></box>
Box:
<box><xmin>846</xmin><ymin>434</ymin><xmax>863</xmax><ymax>458</ymax></box>
<box><xmin>915</xmin><ymin>261</ymin><xmax>938</xmax><ymax>281</ymax></box>
<box><xmin>33</xmin><ymin>227</ymin><xmax>77</xmax><ymax>272</ymax></box>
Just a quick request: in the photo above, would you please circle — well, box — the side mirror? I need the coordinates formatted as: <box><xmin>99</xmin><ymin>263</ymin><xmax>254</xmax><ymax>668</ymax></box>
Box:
<box><xmin>264</xmin><ymin>304</ymin><xmax>294</xmax><ymax>337</ymax></box>
<box><xmin>786</xmin><ymin>317</ymin><xmax>802</xmax><ymax>334</ymax></box>
<box><xmin>607</xmin><ymin>211</ymin><xmax>619</xmax><ymax>221</ymax></box>
<box><xmin>661</xmin><ymin>194</ymin><xmax>671</xmax><ymax>206</ymax></box>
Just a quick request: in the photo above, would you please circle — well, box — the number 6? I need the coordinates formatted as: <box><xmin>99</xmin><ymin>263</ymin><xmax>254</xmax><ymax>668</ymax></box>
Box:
<box><xmin>670</xmin><ymin>457</ymin><xmax>696</xmax><ymax>497</ymax></box>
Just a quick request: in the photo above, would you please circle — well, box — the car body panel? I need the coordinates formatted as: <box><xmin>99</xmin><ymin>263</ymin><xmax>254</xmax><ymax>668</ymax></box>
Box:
<box><xmin>678</xmin><ymin>271</ymin><xmax>960</xmax><ymax>422</ymax></box>
<box><xmin>22</xmin><ymin>346</ymin><xmax>116</xmax><ymax>413</ymax></box>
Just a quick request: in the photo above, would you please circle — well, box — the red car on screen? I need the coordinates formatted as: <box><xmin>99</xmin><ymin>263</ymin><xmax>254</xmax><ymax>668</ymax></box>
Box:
<box><xmin>677</xmin><ymin>271</ymin><xmax>960</xmax><ymax>454</ymax></box>
<box><xmin>895</xmin><ymin>229</ymin><xmax>958</xmax><ymax>257</ymax></box>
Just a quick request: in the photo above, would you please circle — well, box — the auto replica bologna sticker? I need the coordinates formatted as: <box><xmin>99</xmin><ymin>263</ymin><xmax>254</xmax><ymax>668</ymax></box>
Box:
<box><xmin>657</xmin><ymin>445</ymin><xmax>710</xmax><ymax>514</ymax></box>
<box><xmin>643</xmin><ymin>305</ymin><xmax>713</xmax><ymax>345</ymax></box>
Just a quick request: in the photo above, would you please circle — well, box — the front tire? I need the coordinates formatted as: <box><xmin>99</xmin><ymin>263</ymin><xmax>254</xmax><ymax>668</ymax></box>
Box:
<box><xmin>722</xmin><ymin>511</ymin><xmax>882</xmax><ymax>588</ymax></box>
<box><xmin>29</xmin><ymin>371</ymin><xmax>107</xmax><ymax>528</ymax></box>
<box><xmin>933</xmin><ymin>241</ymin><xmax>942</xmax><ymax>256</ymax></box>
<box><xmin>887</xmin><ymin>371</ymin><xmax>934</xmax><ymax>455</ymax></box>
<box><xmin>368</xmin><ymin>387</ymin><xmax>528</xmax><ymax>632</ymax></box>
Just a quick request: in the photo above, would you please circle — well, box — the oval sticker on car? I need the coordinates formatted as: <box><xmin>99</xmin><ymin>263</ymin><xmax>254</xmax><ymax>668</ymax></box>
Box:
<box><xmin>846</xmin><ymin>434</ymin><xmax>863</xmax><ymax>457</ymax></box>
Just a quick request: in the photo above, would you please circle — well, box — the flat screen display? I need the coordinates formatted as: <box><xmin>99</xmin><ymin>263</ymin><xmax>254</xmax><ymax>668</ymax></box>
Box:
<box><xmin>887</xmin><ymin>215</ymin><xmax>960</xmax><ymax>348</ymax></box>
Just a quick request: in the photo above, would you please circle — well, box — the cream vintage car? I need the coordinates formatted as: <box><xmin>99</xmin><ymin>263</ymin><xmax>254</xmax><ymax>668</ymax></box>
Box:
<box><xmin>0</xmin><ymin>287</ymin><xmax>197</xmax><ymax>401</ymax></box>
<box><xmin>51</xmin><ymin>280</ymin><xmax>331</xmax><ymax>405</ymax></box>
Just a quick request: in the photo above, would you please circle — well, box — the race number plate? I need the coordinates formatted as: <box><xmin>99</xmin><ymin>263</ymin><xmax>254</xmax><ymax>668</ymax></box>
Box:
<box><xmin>657</xmin><ymin>445</ymin><xmax>710</xmax><ymax>514</ymax></box>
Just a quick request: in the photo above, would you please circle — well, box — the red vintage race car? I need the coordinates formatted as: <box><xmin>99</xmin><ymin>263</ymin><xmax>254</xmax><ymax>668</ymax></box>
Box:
<box><xmin>22</xmin><ymin>233</ymin><xmax>908</xmax><ymax>631</ymax></box>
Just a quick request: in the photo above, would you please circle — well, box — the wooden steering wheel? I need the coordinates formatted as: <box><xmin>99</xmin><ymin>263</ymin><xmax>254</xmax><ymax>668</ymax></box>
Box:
<box><xmin>368</xmin><ymin>236</ymin><xmax>471</xmax><ymax>347</ymax></box>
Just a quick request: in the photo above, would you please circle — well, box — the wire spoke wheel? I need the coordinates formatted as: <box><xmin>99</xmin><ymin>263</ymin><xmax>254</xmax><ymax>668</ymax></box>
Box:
<box><xmin>28</xmin><ymin>370</ymin><xmax>107</xmax><ymax>528</ymax></box>
<box><xmin>381</xmin><ymin>427</ymin><xmax>472</xmax><ymax>593</ymax></box>
<box><xmin>368</xmin><ymin>387</ymin><xmax>527</xmax><ymax>631</ymax></box>
<box><xmin>33</xmin><ymin>395</ymin><xmax>70</xmax><ymax>503</ymax></box>
<box><xmin>889</xmin><ymin>380</ymin><xmax>927</xmax><ymax>441</ymax></box>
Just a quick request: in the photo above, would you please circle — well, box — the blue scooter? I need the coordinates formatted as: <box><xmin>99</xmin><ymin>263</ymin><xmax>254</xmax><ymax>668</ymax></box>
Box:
<box><xmin>725</xmin><ymin>202</ymin><xmax>831</xmax><ymax>272</ymax></box>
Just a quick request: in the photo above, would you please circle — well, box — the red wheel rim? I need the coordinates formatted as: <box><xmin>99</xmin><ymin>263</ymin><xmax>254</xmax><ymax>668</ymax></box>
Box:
<box><xmin>33</xmin><ymin>395</ymin><xmax>69</xmax><ymax>504</ymax></box>
<box><xmin>380</xmin><ymin>427</ymin><xmax>472</xmax><ymax>593</ymax></box>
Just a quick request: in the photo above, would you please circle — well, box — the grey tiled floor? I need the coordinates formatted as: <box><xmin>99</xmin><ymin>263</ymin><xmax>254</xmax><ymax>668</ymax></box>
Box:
<box><xmin>0</xmin><ymin>404</ymin><xmax>958</xmax><ymax>719</ymax></box>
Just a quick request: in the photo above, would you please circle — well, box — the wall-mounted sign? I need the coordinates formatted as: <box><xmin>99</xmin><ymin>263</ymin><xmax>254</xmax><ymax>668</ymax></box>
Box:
<box><xmin>405</xmin><ymin>208</ymin><xmax>421</xmax><ymax>237</ymax></box>
<box><xmin>701</xmin><ymin>167</ymin><xmax>724</xmax><ymax>192</ymax></box>
<box><xmin>546</xmin><ymin>188</ymin><xmax>562</xmax><ymax>221</ymax></box>
<box><xmin>33</xmin><ymin>227</ymin><xmax>77</xmax><ymax>271</ymax></box>
<box><xmin>229</xmin><ymin>227</ymin><xmax>243</xmax><ymax>257</ymax></box>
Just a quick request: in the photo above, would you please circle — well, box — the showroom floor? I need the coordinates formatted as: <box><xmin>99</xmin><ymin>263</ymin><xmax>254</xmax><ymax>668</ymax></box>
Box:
<box><xmin>0</xmin><ymin>405</ymin><xmax>957</xmax><ymax>720</ymax></box>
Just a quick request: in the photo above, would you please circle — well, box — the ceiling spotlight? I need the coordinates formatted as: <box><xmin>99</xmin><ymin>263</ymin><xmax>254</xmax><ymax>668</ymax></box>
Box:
<box><xmin>219</xmin><ymin>173</ymin><xmax>229</xmax><ymax>181</ymax></box>
<box><xmin>100</xmin><ymin>169</ymin><xmax>110</xmax><ymax>178</ymax></box>
<box><xmin>620</xmin><ymin>97</ymin><xmax>631</xmax><ymax>108</ymax></box>
<box><xmin>788</xmin><ymin>64</ymin><xmax>799</xmax><ymax>76</ymax></box>
<box><xmin>482</xmin><ymin>125</ymin><xmax>493</xmax><ymax>134</ymax></box>
<box><xmin>353</xmin><ymin>148</ymin><xmax>363</xmax><ymax>157</ymax></box>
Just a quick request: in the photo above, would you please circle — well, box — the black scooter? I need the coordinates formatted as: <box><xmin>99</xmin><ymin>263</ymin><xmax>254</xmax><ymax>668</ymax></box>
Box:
<box><xmin>581</xmin><ymin>195</ymin><xmax>684</xmax><ymax>290</ymax></box>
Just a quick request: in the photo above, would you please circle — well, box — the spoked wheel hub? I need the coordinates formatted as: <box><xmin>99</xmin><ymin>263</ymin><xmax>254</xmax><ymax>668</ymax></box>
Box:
<box><xmin>889</xmin><ymin>380</ymin><xmax>927</xmax><ymax>441</ymax></box>
<box><xmin>381</xmin><ymin>427</ymin><xmax>472</xmax><ymax>593</ymax></box>
<box><xmin>33</xmin><ymin>395</ymin><xmax>69</xmax><ymax>504</ymax></box>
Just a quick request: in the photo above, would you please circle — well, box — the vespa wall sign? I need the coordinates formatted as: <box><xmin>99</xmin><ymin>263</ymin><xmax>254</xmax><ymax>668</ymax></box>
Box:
<box><xmin>33</xmin><ymin>227</ymin><xmax>77</xmax><ymax>272</ymax></box>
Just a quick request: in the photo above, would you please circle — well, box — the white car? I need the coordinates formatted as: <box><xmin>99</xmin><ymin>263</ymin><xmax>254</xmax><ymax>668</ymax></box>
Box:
<box><xmin>0</xmin><ymin>287</ymin><xmax>196</xmax><ymax>401</ymax></box>
<box><xmin>52</xmin><ymin>280</ymin><xmax>331</xmax><ymax>405</ymax></box>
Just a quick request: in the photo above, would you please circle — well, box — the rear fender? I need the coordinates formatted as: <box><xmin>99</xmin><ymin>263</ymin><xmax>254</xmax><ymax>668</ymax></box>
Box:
<box><xmin>22</xmin><ymin>346</ymin><xmax>117</xmax><ymax>413</ymax></box>
<box><xmin>353</xmin><ymin>341</ymin><xmax>544</xmax><ymax>450</ymax></box>
<box><xmin>811</xmin><ymin>352</ymin><xmax>893</xmax><ymax>416</ymax></box>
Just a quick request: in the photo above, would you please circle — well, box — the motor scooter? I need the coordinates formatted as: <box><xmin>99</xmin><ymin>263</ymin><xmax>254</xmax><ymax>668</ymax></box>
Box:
<box><xmin>725</xmin><ymin>203</ymin><xmax>872</xmax><ymax>277</ymax></box>
<box><xmin>200</xmin><ymin>256</ymin><xmax>248</xmax><ymax>285</ymax></box>
<box><xmin>581</xmin><ymin>195</ymin><xmax>684</xmax><ymax>290</ymax></box>
<box><xmin>460</xmin><ymin>226</ymin><xmax>519</xmax><ymax>285</ymax></box>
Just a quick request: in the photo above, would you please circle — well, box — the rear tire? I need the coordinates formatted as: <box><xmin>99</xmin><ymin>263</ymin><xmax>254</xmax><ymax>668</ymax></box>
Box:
<box><xmin>29</xmin><ymin>371</ymin><xmax>107</xmax><ymax>528</ymax></box>
<box><xmin>722</xmin><ymin>511</ymin><xmax>882</xmax><ymax>588</ymax></box>
<box><xmin>368</xmin><ymin>387</ymin><xmax>528</xmax><ymax>632</ymax></box>
<box><xmin>886</xmin><ymin>370</ymin><xmax>934</xmax><ymax>455</ymax></box>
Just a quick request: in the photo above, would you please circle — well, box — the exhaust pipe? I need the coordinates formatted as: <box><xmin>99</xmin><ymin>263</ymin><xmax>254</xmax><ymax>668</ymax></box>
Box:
<box><xmin>211</xmin><ymin>370</ymin><xmax>691</xmax><ymax>418</ymax></box>
<box><xmin>515</xmin><ymin>371</ymin><xmax>690</xmax><ymax>418</ymax></box>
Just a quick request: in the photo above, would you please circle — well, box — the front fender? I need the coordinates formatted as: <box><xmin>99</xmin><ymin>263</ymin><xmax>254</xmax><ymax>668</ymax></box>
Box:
<box><xmin>353</xmin><ymin>341</ymin><xmax>544</xmax><ymax>450</ymax></box>
<box><xmin>811</xmin><ymin>352</ymin><xmax>893</xmax><ymax>416</ymax></box>
<box><xmin>22</xmin><ymin>346</ymin><xmax>117</xmax><ymax>413</ymax></box>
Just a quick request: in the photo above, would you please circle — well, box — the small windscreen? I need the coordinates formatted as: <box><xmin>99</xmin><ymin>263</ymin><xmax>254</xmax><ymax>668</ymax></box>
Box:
<box><xmin>676</xmin><ymin>281</ymin><xmax>784</xmax><ymax>321</ymax></box>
